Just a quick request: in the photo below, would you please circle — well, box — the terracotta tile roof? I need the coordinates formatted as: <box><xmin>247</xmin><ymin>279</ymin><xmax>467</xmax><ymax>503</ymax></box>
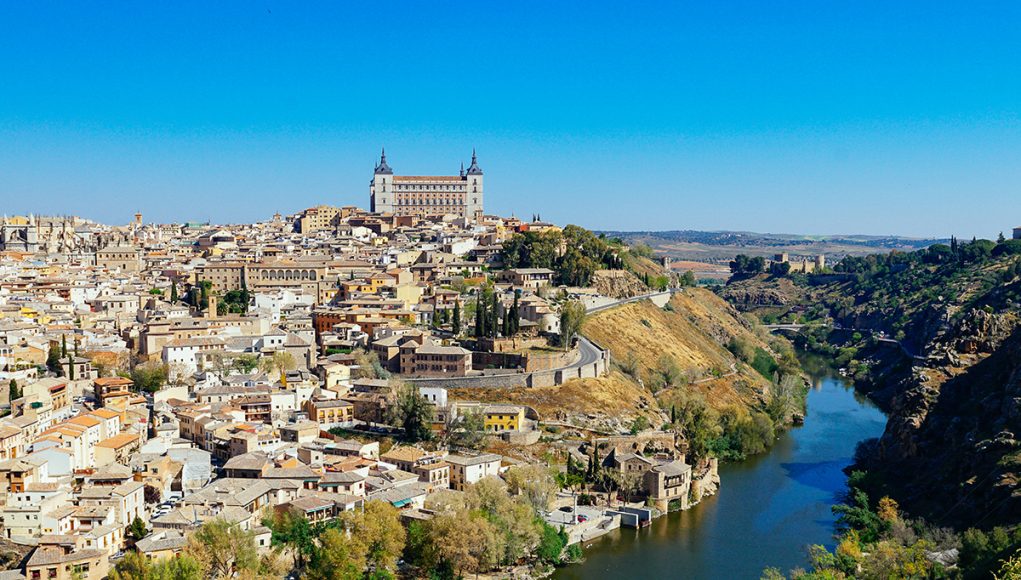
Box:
<box><xmin>95</xmin><ymin>433</ymin><xmax>139</xmax><ymax>449</ymax></box>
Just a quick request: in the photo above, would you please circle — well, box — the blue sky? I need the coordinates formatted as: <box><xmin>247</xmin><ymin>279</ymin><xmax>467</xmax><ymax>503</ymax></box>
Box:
<box><xmin>2</xmin><ymin>1</ymin><xmax>1020</xmax><ymax>237</ymax></box>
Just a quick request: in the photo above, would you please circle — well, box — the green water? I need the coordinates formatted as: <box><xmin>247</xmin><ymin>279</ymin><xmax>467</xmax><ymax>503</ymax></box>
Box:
<box><xmin>554</xmin><ymin>372</ymin><xmax>886</xmax><ymax>579</ymax></box>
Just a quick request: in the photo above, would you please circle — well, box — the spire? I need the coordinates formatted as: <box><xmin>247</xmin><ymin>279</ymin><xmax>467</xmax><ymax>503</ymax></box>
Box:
<box><xmin>466</xmin><ymin>148</ymin><xmax>483</xmax><ymax>175</ymax></box>
<box><xmin>374</xmin><ymin>147</ymin><xmax>393</xmax><ymax>175</ymax></box>
<box><xmin>460</xmin><ymin>162</ymin><xmax>465</xmax><ymax>178</ymax></box>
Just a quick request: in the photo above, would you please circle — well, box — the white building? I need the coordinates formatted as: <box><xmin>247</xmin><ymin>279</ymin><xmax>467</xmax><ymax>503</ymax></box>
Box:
<box><xmin>370</xmin><ymin>149</ymin><xmax>484</xmax><ymax>222</ymax></box>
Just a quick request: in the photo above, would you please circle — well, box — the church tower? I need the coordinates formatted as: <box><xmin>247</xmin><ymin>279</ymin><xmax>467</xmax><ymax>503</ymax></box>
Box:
<box><xmin>464</xmin><ymin>149</ymin><xmax>484</xmax><ymax>222</ymax></box>
<box><xmin>369</xmin><ymin>148</ymin><xmax>394</xmax><ymax>214</ymax></box>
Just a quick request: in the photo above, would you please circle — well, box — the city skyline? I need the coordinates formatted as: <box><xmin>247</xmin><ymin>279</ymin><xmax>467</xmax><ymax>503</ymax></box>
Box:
<box><xmin>3</xmin><ymin>1</ymin><xmax>1021</xmax><ymax>238</ymax></box>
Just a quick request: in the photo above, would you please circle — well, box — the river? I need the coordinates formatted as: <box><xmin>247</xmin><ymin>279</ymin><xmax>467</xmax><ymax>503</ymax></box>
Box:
<box><xmin>554</xmin><ymin>367</ymin><xmax>887</xmax><ymax>579</ymax></box>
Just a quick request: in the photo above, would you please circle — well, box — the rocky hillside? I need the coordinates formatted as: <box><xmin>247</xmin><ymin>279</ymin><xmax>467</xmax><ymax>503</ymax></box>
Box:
<box><xmin>718</xmin><ymin>274</ymin><xmax>807</xmax><ymax>311</ymax></box>
<box><xmin>730</xmin><ymin>239</ymin><xmax>1021</xmax><ymax>528</ymax></box>
<box><xmin>590</xmin><ymin>269</ymin><xmax>648</xmax><ymax>299</ymax></box>
<box><xmin>870</xmin><ymin>327</ymin><xmax>1021</xmax><ymax>527</ymax></box>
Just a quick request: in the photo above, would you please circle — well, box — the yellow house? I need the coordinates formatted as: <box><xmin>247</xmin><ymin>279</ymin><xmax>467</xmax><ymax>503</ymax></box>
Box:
<box><xmin>483</xmin><ymin>405</ymin><xmax>525</xmax><ymax>433</ymax></box>
<box><xmin>395</xmin><ymin>283</ymin><xmax>424</xmax><ymax>308</ymax></box>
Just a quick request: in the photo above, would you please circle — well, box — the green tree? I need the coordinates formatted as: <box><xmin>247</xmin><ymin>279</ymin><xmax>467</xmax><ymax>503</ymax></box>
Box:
<box><xmin>130</xmin><ymin>362</ymin><xmax>169</xmax><ymax>394</ymax></box>
<box><xmin>510</xmin><ymin>290</ymin><xmax>520</xmax><ymax>335</ymax></box>
<box><xmin>130</xmin><ymin>363</ymin><xmax>170</xmax><ymax>394</ymax></box>
<box><xmin>307</xmin><ymin>528</ymin><xmax>366</xmax><ymax>580</ymax></box>
<box><xmin>266</xmin><ymin>510</ymin><xmax>315</xmax><ymax>569</ymax></box>
<box><xmin>110</xmin><ymin>550</ymin><xmax>204</xmax><ymax>580</ymax></box>
<box><xmin>68</xmin><ymin>339</ymin><xmax>79</xmax><ymax>381</ymax></box>
<box><xmin>170</xmin><ymin>281</ymin><xmax>179</xmax><ymax>303</ymax></box>
<box><xmin>8</xmin><ymin>379</ymin><xmax>20</xmax><ymax>402</ymax></box>
<box><xmin>127</xmin><ymin>516</ymin><xmax>148</xmax><ymax>544</ymax></box>
<box><xmin>559</xmin><ymin>300</ymin><xmax>587</xmax><ymax>350</ymax></box>
<box><xmin>474</xmin><ymin>293</ymin><xmax>484</xmax><ymax>337</ymax></box>
<box><xmin>675</xmin><ymin>393</ymin><xmax>719</xmax><ymax>466</ymax></box>
<box><xmin>535</xmin><ymin>522</ymin><xmax>567</xmax><ymax>564</ymax></box>
<box><xmin>448</xmin><ymin>410</ymin><xmax>486</xmax><ymax>450</ymax></box>
<box><xmin>343</xmin><ymin>501</ymin><xmax>406</xmax><ymax>574</ymax></box>
<box><xmin>185</xmin><ymin>519</ymin><xmax>260</xmax><ymax>578</ymax></box>
<box><xmin>46</xmin><ymin>341</ymin><xmax>62</xmax><ymax>375</ymax></box>
<box><xmin>452</xmin><ymin>300</ymin><xmax>462</xmax><ymax>335</ymax></box>
<box><xmin>231</xmin><ymin>354</ymin><xmax>260</xmax><ymax>374</ymax></box>
<box><xmin>386</xmin><ymin>381</ymin><xmax>434</xmax><ymax>442</ymax></box>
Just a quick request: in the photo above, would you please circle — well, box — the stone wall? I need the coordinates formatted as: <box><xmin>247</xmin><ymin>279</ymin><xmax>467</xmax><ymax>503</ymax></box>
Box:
<box><xmin>407</xmin><ymin>340</ymin><xmax>609</xmax><ymax>390</ymax></box>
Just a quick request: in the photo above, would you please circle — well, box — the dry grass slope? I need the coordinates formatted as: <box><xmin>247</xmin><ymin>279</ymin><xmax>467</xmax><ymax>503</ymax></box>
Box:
<box><xmin>451</xmin><ymin>288</ymin><xmax>777</xmax><ymax>429</ymax></box>
<box><xmin>582</xmin><ymin>288</ymin><xmax>773</xmax><ymax>410</ymax></box>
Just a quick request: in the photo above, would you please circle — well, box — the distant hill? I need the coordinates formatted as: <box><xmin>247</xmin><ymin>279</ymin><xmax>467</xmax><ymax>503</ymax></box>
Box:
<box><xmin>598</xmin><ymin>230</ymin><xmax>948</xmax><ymax>263</ymax></box>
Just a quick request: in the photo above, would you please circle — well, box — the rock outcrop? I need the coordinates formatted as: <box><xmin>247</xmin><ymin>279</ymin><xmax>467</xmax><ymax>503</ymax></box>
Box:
<box><xmin>591</xmin><ymin>269</ymin><xmax>648</xmax><ymax>299</ymax></box>
<box><xmin>859</xmin><ymin>309</ymin><xmax>1021</xmax><ymax>527</ymax></box>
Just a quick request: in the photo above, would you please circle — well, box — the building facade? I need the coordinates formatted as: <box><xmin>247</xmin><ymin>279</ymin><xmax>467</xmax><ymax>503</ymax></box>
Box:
<box><xmin>369</xmin><ymin>149</ymin><xmax>484</xmax><ymax>222</ymax></box>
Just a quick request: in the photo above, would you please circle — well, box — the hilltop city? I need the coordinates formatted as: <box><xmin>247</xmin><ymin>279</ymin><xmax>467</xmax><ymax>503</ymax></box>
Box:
<box><xmin>0</xmin><ymin>151</ymin><xmax>734</xmax><ymax>578</ymax></box>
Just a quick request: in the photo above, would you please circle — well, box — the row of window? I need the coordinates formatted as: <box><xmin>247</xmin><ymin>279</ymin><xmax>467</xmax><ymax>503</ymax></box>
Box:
<box><xmin>394</xmin><ymin>184</ymin><xmax>466</xmax><ymax>191</ymax></box>
<box><xmin>396</xmin><ymin>199</ymin><xmax>464</xmax><ymax>206</ymax></box>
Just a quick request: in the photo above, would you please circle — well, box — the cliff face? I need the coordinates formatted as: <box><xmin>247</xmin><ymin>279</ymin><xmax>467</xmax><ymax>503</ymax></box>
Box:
<box><xmin>590</xmin><ymin>269</ymin><xmax>648</xmax><ymax>299</ymax></box>
<box><xmin>718</xmin><ymin>274</ymin><xmax>806</xmax><ymax>310</ymax></box>
<box><xmin>725</xmin><ymin>249</ymin><xmax>1021</xmax><ymax>528</ymax></box>
<box><xmin>872</xmin><ymin>325</ymin><xmax>1021</xmax><ymax>526</ymax></box>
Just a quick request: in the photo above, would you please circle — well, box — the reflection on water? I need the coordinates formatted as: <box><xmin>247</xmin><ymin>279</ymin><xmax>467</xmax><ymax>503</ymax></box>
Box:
<box><xmin>554</xmin><ymin>373</ymin><xmax>887</xmax><ymax>580</ymax></box>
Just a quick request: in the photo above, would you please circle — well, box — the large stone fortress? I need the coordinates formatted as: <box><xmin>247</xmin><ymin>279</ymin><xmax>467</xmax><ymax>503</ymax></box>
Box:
<box><xmin>369</xmin><ymin>149</ymin><xmax>484</xmax><ymax>222</ymax></box>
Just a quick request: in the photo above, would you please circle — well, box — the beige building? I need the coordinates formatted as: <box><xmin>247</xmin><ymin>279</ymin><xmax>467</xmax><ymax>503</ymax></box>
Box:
<box><xmin>95</xmin><ymin>245</ymin><xmax>142</xmax><ymax>272</ymax></box>
<box><xmin>445</xmin><ymin>453</ymin><xmax>502</xmax><ymax>491</ymax></box>
<box><xmin>295</xmin><ymin>205</ymin><xmax>353</xmax><ymax>233</ymax></box>
<box><xmin>370</xmin><ymin>149</ymin><xmax>484</xmax><ymax>222</ymax></box>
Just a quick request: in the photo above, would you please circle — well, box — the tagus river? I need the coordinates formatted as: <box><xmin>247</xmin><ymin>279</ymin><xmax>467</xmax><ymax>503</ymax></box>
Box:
<box><xmin>554</xmin><ymin>367</ymin><xmax>887</xmax><ymax>579</ymax></box>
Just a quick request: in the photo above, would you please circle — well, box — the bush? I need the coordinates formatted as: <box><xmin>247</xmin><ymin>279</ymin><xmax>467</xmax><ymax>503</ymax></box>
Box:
<box><xmin>536</xmin><ymin>522</ymin><xmax>567</xmax><ymax>564</ymax></box>
<box><xmin>992</xmin><ymin>239</ymin><xmax>1021</xmax><ymax>256</ymax></box>
<box><xmin>750</xmin><ymin>348</ymin><xmax>779</xmax><ymax>380</ymax></box>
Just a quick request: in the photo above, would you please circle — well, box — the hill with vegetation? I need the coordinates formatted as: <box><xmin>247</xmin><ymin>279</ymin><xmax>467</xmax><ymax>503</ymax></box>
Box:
<box><xmin>452</xmin><ymin>288</ymin><xmax>804</xmax><ymax>464</ymax></box>
<box><xmin>724</xmin><ymin>237</ymin><xmax>1021</xmax><ymax>535</ymax></box>
<box><xmin>500</xmin><ymin>225</ymin><xmax>673</xmax><ymax>290</ymax></box>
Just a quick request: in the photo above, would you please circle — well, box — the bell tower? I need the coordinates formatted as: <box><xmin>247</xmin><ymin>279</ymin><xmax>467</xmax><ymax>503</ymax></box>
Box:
<box><xmin>370</xmin><ymin>148</ymin><xmax>394</xmax><ymax>214</ymax></box>
<box><xmin>464</xmin><ymin>149</ymin><xmax>484</xmax><ymax>222</ymax></box>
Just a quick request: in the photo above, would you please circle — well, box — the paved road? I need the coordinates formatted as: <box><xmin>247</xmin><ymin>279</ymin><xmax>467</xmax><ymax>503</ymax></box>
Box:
<box><xmin>584</xmin><ymin>290</ymin><xmax>674</xmax><ymax>314</ymax></box>
<box><xmin>566</xmin><ymin>337</ymin><xmax>601</xmax><ymax>369</ymax></box>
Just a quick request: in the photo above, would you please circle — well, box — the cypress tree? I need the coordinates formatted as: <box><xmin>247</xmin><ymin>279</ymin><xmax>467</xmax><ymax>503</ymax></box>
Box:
<box><xmin>510</xmin><ymin>291</ymin><xmax>520</xmax><ymax>335</ymax></box>
<box><xmin>8</xmin><ymin>379</ymin><xmax>20</xmax><ymax>402</ymax></box>
<box><xmin>46</xmin><ymin>342</ymin><xmax>62</xmax><ymax>375</ymax></box>
<box><xmin>474</xmin><ymin>294</ymin><xmax>483</xmax><ymax>337</ymax></box>
<box><xmin>170</xmin><ymin>281</ymin><xmax>178</xmax><ymax>303</ymax></box>
<box><xmin>61</xmin><ymin>335</ymin><xmax>67</xmax><ymax>359</ymax></box>
<box><xmin>453</xmin><ymin>301</ymin><xmax>462</xmax><ymax>335</ymax></box>
<box><xmin>490</xmin><ymin>292</ymin><xmax>499</xmax><ymax>338</ymax></box>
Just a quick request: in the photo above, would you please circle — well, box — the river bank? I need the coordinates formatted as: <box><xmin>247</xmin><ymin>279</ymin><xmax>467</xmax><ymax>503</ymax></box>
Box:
<box><xmin>553</xmin><ymin>366</ymin><xmax>886</xmax><ymax>579</ymax></box>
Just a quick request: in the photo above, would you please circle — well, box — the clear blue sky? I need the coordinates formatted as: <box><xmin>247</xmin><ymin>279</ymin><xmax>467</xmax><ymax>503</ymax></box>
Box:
<box><xmin>2</xmin><ymin>1</ymin><xmax>1020</xmax><ymax>238</ymax></box>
